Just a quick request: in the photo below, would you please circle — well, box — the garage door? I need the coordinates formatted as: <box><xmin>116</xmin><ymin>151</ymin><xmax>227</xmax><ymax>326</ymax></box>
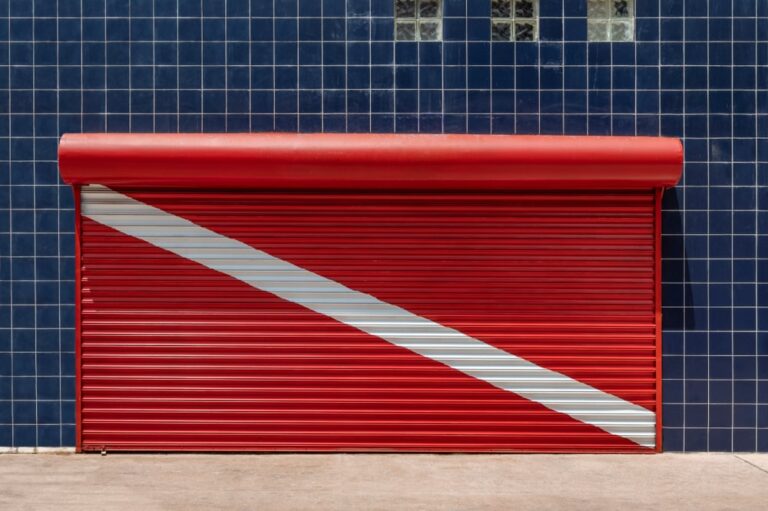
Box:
<box><xmin>60</xmin><ymin>134</ymin><xmax>682</xmax><ymax>453</ymax></box>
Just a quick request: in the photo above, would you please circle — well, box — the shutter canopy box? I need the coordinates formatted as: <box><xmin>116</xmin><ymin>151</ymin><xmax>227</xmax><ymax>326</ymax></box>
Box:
<box><xmin>59</xmin><ymin>133</ymin><xmax>682</xmax><ymax>190</ymax></box>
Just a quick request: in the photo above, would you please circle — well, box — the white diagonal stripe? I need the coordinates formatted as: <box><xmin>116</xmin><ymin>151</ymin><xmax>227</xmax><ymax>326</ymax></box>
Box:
<box><xmin>82</xmin><ymin>185</ymin><xmax>656</xmax><ymax>447</ymax></box>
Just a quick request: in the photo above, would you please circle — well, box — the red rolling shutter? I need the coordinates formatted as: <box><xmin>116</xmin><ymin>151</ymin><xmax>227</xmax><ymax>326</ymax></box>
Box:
<box><xmin>60</xmin><ymin>134</ymin><xmax>682</xmax><ymax>453</ymax></box>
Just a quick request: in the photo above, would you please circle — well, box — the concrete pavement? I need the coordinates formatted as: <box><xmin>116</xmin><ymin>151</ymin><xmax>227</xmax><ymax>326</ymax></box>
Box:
<box><xmin>1</xmin><ymin>453</ymin><xmax>767</xmax><ymax>510</ymax></box>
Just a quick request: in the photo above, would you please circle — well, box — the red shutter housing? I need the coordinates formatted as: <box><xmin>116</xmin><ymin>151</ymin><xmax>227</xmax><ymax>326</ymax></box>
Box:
<box><xmin>60</xmin><ymin>134</ymin><xmax>682</xmax><ymax>453</ymax></box>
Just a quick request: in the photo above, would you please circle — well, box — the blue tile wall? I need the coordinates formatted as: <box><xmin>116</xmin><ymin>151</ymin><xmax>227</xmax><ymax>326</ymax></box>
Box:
<box><xmin>0</xmin><ymin>0</ymin><xmax>766</xmax><ymax>451</ymax></box>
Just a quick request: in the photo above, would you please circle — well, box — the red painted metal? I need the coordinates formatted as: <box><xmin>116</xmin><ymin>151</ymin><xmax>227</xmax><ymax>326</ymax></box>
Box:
<box><xmin>73</xmin><ymin>185</ymin><xmax>83</xmax><ymax>453</ymax></box>
<box><xmin>65</xmin><ymin>133</ymin><xmax>682</xmax><ymax>453</ymax></box>
<box><xmin>59</xmin><ymin>133</ymin><xmax>683</xmax><ymax>190</ymax></box>
<box><xmin>78</xmin><ymin>190</ymin><xmax>661</xmax><ymax>452</ymax></box>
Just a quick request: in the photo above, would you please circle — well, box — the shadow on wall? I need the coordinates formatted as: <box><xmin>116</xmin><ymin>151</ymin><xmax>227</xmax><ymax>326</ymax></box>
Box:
<box><xmin>661</xmin><ymin>187</ymin><xmax>696</xmax><ymax>331</ymax></box>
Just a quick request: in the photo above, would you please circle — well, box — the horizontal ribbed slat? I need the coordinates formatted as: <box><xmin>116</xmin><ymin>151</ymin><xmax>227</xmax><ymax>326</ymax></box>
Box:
<box><xmin>79</xmin><ymin>187</ymin><xmax>658</xmax><ymax>452</ymax></box>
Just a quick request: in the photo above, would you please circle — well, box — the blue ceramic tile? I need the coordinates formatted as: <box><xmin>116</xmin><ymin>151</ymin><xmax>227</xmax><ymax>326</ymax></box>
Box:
<box><xmin>0</xmin><ymin>0</ymin><xmax>764</xmax><ymax>452</ymax></box>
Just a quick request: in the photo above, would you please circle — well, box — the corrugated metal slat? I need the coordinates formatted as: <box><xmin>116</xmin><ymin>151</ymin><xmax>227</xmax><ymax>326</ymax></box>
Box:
<box><xmin>79</xmin><ymin>187</ymin><xmax>658</xmax><ymax>452</ymax></box>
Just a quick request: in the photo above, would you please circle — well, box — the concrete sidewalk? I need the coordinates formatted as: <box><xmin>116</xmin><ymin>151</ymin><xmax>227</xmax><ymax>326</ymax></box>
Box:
<box><xmin>1</xmin><ymin>453</ymin><xmax>767</xmax><ymax>511</ymax></box>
